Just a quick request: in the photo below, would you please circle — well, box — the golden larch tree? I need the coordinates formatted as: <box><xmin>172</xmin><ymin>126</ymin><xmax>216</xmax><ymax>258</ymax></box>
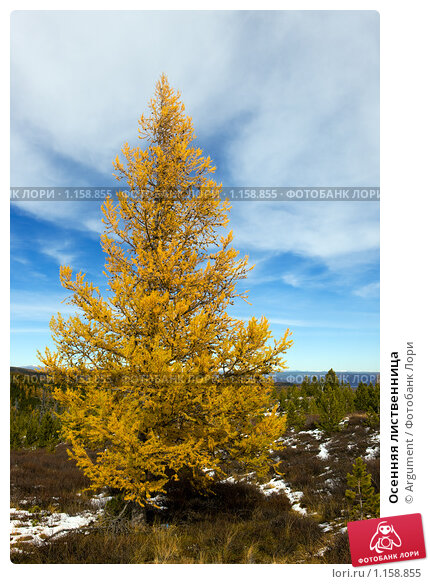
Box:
<box><xmin>39</xmin><ymin>75</ymin><xmax>293</xmax><ymax>506</ymax></box>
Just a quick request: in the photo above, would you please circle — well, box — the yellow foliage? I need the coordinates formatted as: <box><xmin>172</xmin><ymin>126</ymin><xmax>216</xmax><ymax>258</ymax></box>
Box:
<box><xmin>38</xmin><ymin>74</ymin><xmax>293</xmax><ymax>506</ymax></box>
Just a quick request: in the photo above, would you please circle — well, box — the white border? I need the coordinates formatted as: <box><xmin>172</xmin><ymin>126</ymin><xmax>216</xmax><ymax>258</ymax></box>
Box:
<box><xmin>4</xmin><ymin>1</ymin><xmax>430</xmax><ymax>580</ymax></box>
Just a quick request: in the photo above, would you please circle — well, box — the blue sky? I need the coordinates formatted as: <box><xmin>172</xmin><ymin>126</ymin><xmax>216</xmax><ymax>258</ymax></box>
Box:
<box><xmin>10</xmin><ymin>10</ymin><xmax>379</xmax><ymax>370</ymax></box>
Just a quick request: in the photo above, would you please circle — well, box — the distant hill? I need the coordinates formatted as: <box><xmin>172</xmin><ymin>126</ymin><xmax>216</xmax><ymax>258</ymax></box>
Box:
<box><xmin>273</xmin><ymin>370</ymin><xmax>380</xmax><ymax>387</ymax></box>
<box><xmin>10</xmin><ymin>366</ymin><xmax>45</xmax><ymax>378</ymax></box>
<box><xmin>11</xmin><ymin>366</ymin><xmax>379</xmax><ymax>388</ymax></box>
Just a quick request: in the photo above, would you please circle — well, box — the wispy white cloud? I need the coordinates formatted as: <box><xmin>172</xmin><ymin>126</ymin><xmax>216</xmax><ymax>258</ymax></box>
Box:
<box><xmin>11</xmin><ymin>11</ymin><xmax>378</xmax><ymax>187</ymax></box>
<box><xmin>231</xmin><ymin>201</ymin><xmax>379</xmax><ymax>266</ymax></box>
<box><xmin>11</xmin><ymin>11</ymin><xmax>379</xmax><ymax>270</ymax></box>
<box><xmin>282</xmin><ymin>273</ymin><xmax>302</xmax><ymax>288</ymax></box>
<box><xmin>12</xmin><ymin>201</ymin><xmax>104</xmax><ymax>236</ymax></box>
<box><xmin>353</xmin><ymin>282</ymin><xmax>380</xmax><ymax>298</ymax></box>
<box><xmin>38</xmin><ymin>239</ymin><xmax>76</xmax><ymax>266</ymax></box>
<box><xmin>231</xmin><ymin>315</ymin><xmax>378</xmax><ymax>331</ymax></box>
<box><xmin>10</xmin><ymin>11</ymin><xmax>379</xmax><ymax>369</ymax></box>
<box><xmin>12</xmin><ymin>256</ymin><xmax>29</xmax><ymax>265</ymax></box>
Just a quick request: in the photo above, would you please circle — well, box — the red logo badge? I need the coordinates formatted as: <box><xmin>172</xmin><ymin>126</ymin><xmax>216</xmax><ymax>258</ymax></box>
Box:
<box><xmin>347</xmin><ymin>513</ymin><xmax>426</xmax><ymax>567</ymax></box>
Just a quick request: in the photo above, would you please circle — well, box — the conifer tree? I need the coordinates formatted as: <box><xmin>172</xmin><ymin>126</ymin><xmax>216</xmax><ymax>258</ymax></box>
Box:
<box><xmin>315</xmin><ymin>382</ymin><xmax>345</xmax><ymax>432</ymax></box>
<box><xmin>277</xmin><ymin>388</ymin><xmax>288</xmax><ymax>413</ymax></box>
<box><xmin>355</xmin><ymin>381</ymin><xmax>380</xmax><ymax>427</ymax></box>
<box><xmin>301</xmin><ymin>375</ymin><xmax>311</xmax><ymax>396</ymax></box>
<box><xmin>310</xmin><ymin>375</ymin><xmax>322</xmax><ymax>397</ymax></box>
<box><xmin>354</xmin><ymin>382</ymin><xmax>370</xmax><ymax>412</ymax></box>
<box><xmin>315</xmin><ymin>369</ymin><xmax>354</xmax><ymax>432</ymax></box>
<box><xmin>345</xmin><ymin>457</ymin><xmax>380</xmax><ymax>520</ymax></box>
<box><xmin>38</xmin><ymin>75</ymin><xmax>293</xmax><ymax>506</ymax></box>
<box><xmin>325</xmin><ymin>368</ymin><xmax>339</xmax><ymax>386</ymax></box>
<box><xmin>285</xmin><ymin>399</ymin><xmax>307</xmax><ymax>431</ymax></box>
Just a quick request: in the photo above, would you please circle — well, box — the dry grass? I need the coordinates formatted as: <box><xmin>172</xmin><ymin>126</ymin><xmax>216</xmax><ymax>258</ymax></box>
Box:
<box><xmin>10</xmin><ymin>444</ymin><xmax>96</xmax><ymax>514</ymax></box>
<box><xmin>10</xmin><ymin>415</ymin><xmax>378</xmax><ymax>564</ymax></box>
<box><xmin>11</xmin><ymin>506</ymin><xmax>326</xmax><ymax>564</ymax></box>
<box><xmin>10</xmin><ymin>475</ymin><xmax>351</xmax><ymax>564</ymax></box>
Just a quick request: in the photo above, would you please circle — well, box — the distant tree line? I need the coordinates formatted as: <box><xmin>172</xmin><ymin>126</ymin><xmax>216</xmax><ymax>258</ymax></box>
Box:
<box><xmin>10</xmin><ymin>366</ymin><xmax>379</xmax><ymax>450</ymax></box>
<box><xmin>10</xmin><ymin>373</ymin><xmax>61</xmax><ymax>449</ymax></box>
<box><xmin>273</xmin><ymin>368</ymin><xmax>380</xmax><ymax>432</ymax></box>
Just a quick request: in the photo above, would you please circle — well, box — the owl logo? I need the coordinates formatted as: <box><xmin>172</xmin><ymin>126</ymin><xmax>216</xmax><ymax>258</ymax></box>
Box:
<box><xmin>369</xmin><ymin>521</ymin><xmax>402</xmax><ymax>553</ymax></box>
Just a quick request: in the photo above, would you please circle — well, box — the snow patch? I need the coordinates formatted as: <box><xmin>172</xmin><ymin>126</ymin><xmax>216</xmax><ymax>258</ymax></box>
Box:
<box><xmin>317</xmin><ymin>442</ymin><xmax>330</xmax><ymax>459</ymax></box>
<box><xmin>219</xmin><ymin>474</ymin><xmax>307</xmax><ymax>515</ymax></box>
<box><xmin>10</xmin><ymin>507</ymin><xmax>101</xmax><ymax>548</ymax></box>
<box><xmin>274</xmin><ymin>436</ymin><xmax>297</xmax><ymax>447</ymax></box>
<box><xmin>89</xmin><ymin>492</ymin><xmax>113</xmax><ymax>509</ymax></box>
<box><xmin>364</xmin><ymin>444</ymin><xmax>380</xmax><ymax>460</ymax></box>
<box><xmin>316</xmin><ymin>545</ymin><xmax>329</xmax><ymax>557</ymax></box>
<box><xmin>10</xmin><ymin>490</ymin><xmax>115</xmax><ymax>549</ymax></box>
<box><xmin>299</xmin><ymin>429</ymin><xmax>323</xmax><ymax>440</ymax></box>
<box><xmin>258</xmin><ymin>477</ymin><xmax>307</xmax><ymax>515</ymax></box>
<box><xmin>147</xmin><ymin>495</ymin><xmax>168</xmax><ymax>510</ymax></box>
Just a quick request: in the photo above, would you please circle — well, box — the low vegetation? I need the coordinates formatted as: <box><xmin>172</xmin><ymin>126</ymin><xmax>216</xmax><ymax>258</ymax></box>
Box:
<box><xmin>10</xmin><ymin>370</ymin><xmax>60</xmax><ymax>449</ymax></box>
<box><xmin>273</xmin><ymin>368</ymin><xmax>380</xmax><ymax>432</ymax></box>
<box><xmin>10</xmin><ymin>368</ymin><xmax>379</xmax><ymax>564</ymax></box>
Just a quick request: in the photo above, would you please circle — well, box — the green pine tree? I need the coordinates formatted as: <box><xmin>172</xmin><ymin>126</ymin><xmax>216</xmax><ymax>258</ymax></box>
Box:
<box><xmin>301</xmin><ymin>375</ymin><xmax>311</xmax><ymax>396</ymax></box>
<box><xmin>315</xmin><ymin>382</ymin><xmax>345</xmax><ymax>432</ymax></box>
<box><xmin>285</xmin><ymin>398</ymin><xmax>307</xmax><ymax>431</ymax></box>
<box><xmin>345</xmin><ymin>457</ymin><xmax>380</xmax><ymax>520</ymax></box>
<box><xmin>314</xmin><ymin>369</ymin><xmax>355</xmax><ymax>432</ymax></box>
<box><xmin>325</xmin><ymin>368</ymin><xmax>339</xmax><ymax>386</ymax></box>
<box><xmin>278</xmin><ymin>388</ymin><xmax>288</xmax><ymax>413</ymax></box>
<box><xmin>38</xmin><ymin>411</ymin><xmax>61</xmax><ymax>448</ymax></box>
<box><xmin>354</xmin><ymin>381</ymin><xmax>369</xmax><ymax>411</ymax></box>
<box><xmin>310</xmin><ymin>375</ymin><xmax>321</xmax><ymax>397</ymax></box>
<box><xmin>355</xmin><ymin>381</ymin><xmax>380</xmax><ymax>427</ymax></box>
